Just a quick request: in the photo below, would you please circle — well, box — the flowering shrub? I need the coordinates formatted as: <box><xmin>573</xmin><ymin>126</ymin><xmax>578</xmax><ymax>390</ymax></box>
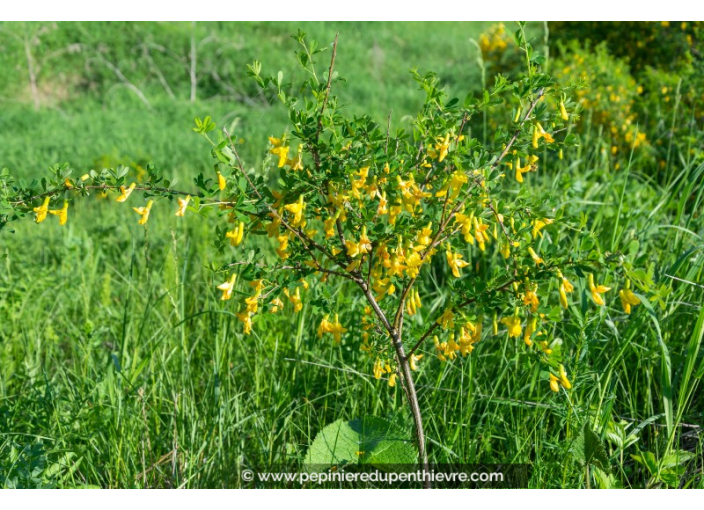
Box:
<box><xmin>553</xmin><ymin>42</ymin><xmax>649</xmax><ymax>158</ymax></box>
<box><xmin>0</xmin><ymin>25</ymin><xmax>642</xmax><ymax>473</ymax></box>
<box><xmin>549</xmin><ymin>21</ymin><xmax>702</xmax><ymax>74</ymax></box>
<box><xmin>475</xmin><ymin>22</ymin><xmax>704</xmax><ymax>176</ymax></box>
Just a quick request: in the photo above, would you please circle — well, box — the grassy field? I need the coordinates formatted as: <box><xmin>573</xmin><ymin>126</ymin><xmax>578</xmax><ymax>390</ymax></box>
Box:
<box><xmin>1</xmin><ymin>21</ymin><xmax>703</xmax><ymax>488</ymax></box>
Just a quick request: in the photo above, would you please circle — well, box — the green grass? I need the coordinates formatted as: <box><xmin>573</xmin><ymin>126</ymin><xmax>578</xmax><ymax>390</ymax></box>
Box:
<box><xmin>1</xmin><ymin>21</ymin><xmax>703</xmax><ymax>488</ymax></box>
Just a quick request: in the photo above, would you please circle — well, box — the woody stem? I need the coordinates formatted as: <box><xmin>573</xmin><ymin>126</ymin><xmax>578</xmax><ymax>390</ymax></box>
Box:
<box><xmin>358</xmin><ymin>281</ymin><xmax>430</xmax><ymax>488</ymax></box>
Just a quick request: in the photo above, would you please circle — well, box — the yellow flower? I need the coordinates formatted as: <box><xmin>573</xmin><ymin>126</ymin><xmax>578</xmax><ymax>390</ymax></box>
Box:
<box><xmin>435</xmin><ymin>171</ymin><xmax>468</xmax><ymax>200</ymax></box>
<box><xmin>437</xmin><ymin>308</ymin><xmax>455</xmax><ymax>330</ymax></box>
<box><xmin>216</xmin><ymin>273</ymin><xmax>237</xmax><ymax>301</ymax></box>
<box><xmin>373</xmin><ymin>358</ymin><xmax>384</xmax><ymax>380</ymax></box>
<box><xmin>523</xmin><ymin>285</ymin><xmax>539</xmax><ymax>313</ymax></box>
<box><xmin>558</xmin><ymin>364</ymin><xmax>572</xmax><ymax>390</ymax></box>
<box><xmin>133</xmin><ymin>200</ymin><xmax>154</xmax><ymax>226</ymax></box>
<box><xmin>48</xmin><ymin>200</ymin><xmax>69</xmax><ymax>226</ymax></box>
<box><xmin>377</xmin><ymin>191</ymin><xmax>388</xmax><ymax>215</ymax></box>
<box><xmin>410</xmin><ymin>354</ymin><xmax>423</xmax><ymax>371</ymax></box>
<box><xmin>317</xmin><ymin>314</ymin><xmax>332</xmax><ymax>338</ymax></box>
<box><xmin>405</xmin><ymin>288</ymin><xmax>422</xmax><ymax>316</ymax></box>
<box><xmin>270</xmin><ymin>297</ymin><xmax>284</xmax><ymax>313</ymax></box>
<box><xmin>349</xmin><ymin>167</ymin><xmax>369</xmax><ymax>201</ymax></box>
<box><xmin>284</xmin><ymin>196</ymin><xmax>306</xmax><ymax>228</ymax></box>
<box><xmin>217</xmin><ymin>171</ymin><xmax>226</xmax><ymax>191</ymax></box>
<box><xmin>527</xmin><ymin>246</ymin><xmax>543</xmax><ymax>265</ymax></box>
<box><xmin>558</xmin><ymin>271</ymin><xmax>574</xmax><ymax>293</ymax></box>
<box><xmin>266</xmin><ymin>213</ymin><xmax>281</xmax><ymax>237</ymax></box>
<box><xmin>275</xmin><ymin>233</ymin><xmax>289</xmax><ymax>260</ymax></box>
<box><xmin>270</xmin><ymin>145</ymin><xmax>289</xmax><ymax>168</ymax></box>
<box><xmin>414</xmin><ymin>222</ymin><xmax>433</xmax><ymax>251</ymax></box>
<box><xmin>175</xmin><ymin>195</ymin><xmax>191</xmax><ymax>217</ymax></box>
<box><xmin>404</xmin><ymin>252</ymin><xmax>423</xmax><ymax>278</ymax></box>
<box><xmin>588</xmin><ymin>273</ymin><xmax>611</xmax><ymax>306</ymax></box>
<box><xmin>501</xmin><ymin>315</ymin><xmax>522</xmax><ymax>338</ymax></box>
<box><xmin>558</xmin><ymin>284</ymin><xmax>569</xmax><ymax>309</ymax></box>
<box><xmin>226</xmin><ymin>221</ymin><xmax>245</xmax><ymax>247</ymax></box>
<box><xmin>432</xmin><ymin>133</ymin><xmax>451</xmax><ymax>162</ymax></box>
<box><xmin>33</xmin><ymin>197</ymin><xmax>51</xmax><ymax>224</ymax></box>
<box><xmin>323</xmin><ymin>217</ymin><xmax>336</xmax><ymax>239</ymax></box>
<box><xmin>532</xmin><ymin>122</ymin><xmax>554</xmax><ymax>148</ymax></box>
<box><xmin>549</xmin><ymin>373</ymin><xmax>560</xmax><ymax>393</ymax></box>
<box><xmin>284</xmin><ymin>287</ymin><xmax>302</xmax><ymax>312</ymax></box>
<box><xmin>500</xmin><ymin>241</ymin><xmax>511</xmax><ymax>259</ymax></box>
<box><xmin>345</xmin><ymin>226</ymin><xmax>372</xmax><ymax>258</ymax></box>
<box><xmin>388</xmin><ymin>373</ymin><xmax>397</xmax><ymax>387</ymax></box>
<box><xmin>539</xmin><ymin>340</ymin><xmax>553</xmax><ymax>356</ymax></box>
<box><xmin>446</xmin><ymin>247</ymin><xmax>470</xmax><ymax>278</ymax></box>
<box><xmin>236</xmin><ymin>311</ymin><xmax>253</xmax><ymax>335</ymax></box>
<box><xmin>328</xmin><ymin>314</ymin><xmax>348</xmax><ymax>343</ymax></box>
<box><xmin>619</xmin><ymin>281</ymin><xmax>641</xmax><ymax>314</ymax></box>
<box><xmin>116</xmin><ymin>182</ymin><xmax>136</xmax><ymax>203</ymax></box>
<box><xmin>318</xmin><ymin>313</ymin><xmax>346</xmax><ymax>339</ymax></box>
<box><xmin>515</xmin><ymin>155</ymin><xmax>538</xmax><ymax>183</ymax></box>
<box><xmin>523</xmin><ymin>316</ymin><xmax>537</xmax><ymax>346</ymax></box>
<box><xmin>531</xmin><ymin>218</ymin><xmax>553</xmax><ymax>238</ymax></box>
<box><xmin>244</xmin><ymin>293</ymin><xmax>260</xmax><ymax>314</ymax></box>
<box><xmin>559</xmin><ymin>100</ymin><xmax>569</xmax><ymax>121</ymax></box>
<box><xmin>287</xmin><ymin>146</ymin><xmax>304</xmax><ymax>171</ymax></box>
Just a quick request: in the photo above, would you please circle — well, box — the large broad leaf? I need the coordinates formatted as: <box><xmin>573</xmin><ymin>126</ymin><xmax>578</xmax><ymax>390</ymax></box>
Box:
<box><xmin>304</xmin><ymin>416</ymin><xmax>417</xmax><ymax>472</ymax></box>
<box><xmin>571</xmin><ymin>422</ymin><xmax>611</xmax><ymax>474</ymax></box>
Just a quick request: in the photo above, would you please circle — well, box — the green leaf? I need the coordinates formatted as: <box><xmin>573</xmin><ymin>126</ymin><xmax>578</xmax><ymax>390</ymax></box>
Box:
<box><xmin>593</xmin><ymin>466</ymin><xmax>623</xmax><ymax>489</ymax></box>
<box><xmin>572</xmin><ymin>422</ymin><xmax>611</xmax><ymax>474</ymax></box>
<box><xmin>304</xmin><ymin>416</ymin><xmax>416</xmax><ymax>472</ymax></box>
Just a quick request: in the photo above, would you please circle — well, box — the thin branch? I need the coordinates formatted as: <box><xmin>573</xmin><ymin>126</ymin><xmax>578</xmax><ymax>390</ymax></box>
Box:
<box><xmin>491</xmin><ymin>87</ymin><xmax>545</xmax><ymax>170</ymax></box>
<box><xmin>315</xmin><ymin>32</ymin><xmax>339</xmax><ymax>142</ymax></box>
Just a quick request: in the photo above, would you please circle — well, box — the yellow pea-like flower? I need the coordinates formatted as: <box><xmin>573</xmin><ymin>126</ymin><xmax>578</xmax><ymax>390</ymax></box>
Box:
<box><xmin>588</xmin><ymin>273</ymin><xmax>611</xmax><ymax>306</ymax></box>
<box><xmin>33</xmin><ymin>197</ymin><xmax>51</xmax><ymax>224</ymax></box>
<box><xmin>558</xmin><ymin>284</ymin><xmax>569</xmax><ymax>309</ymax></box>
<box><xmin>446</xmin><ymin>247</ymin><xmax>470</xmax><ymax>278</ymax></box>
<box><xmin>284</xmin><ymin>287</ymin><xmax>302</xmax><ymax>313</ymax></box>
<box><xmin>410</xmin><ymin>354</ymin><xmax>423</xmax><ymax>371</ymax></box>
<box><xmin>501</xmin><ymin>315</ymin><xmax>522</xmax><ymax>338</ymax></box>
<box><xmin>619</xmin><ymin>280</ymin><xmax>641</xmax><ymax>314</ymax></box>
<box><xmin>532</xmin><ymin>122</ymin><xmax>554</xmax><ymax>148</ymax></box>
<box><xmin>116</xmin><ymin>182</ymin><xmax>136</xmax><ymax>203</ymax></box>
<box><xmin>558</xmin><ymin>364</ymin><xmax>572</xmax><ymax>390</ymax></box>
<box><xmin>226</xmin><ymin>221</ymin><xmax>245</xmax><ymax>246</ymax></box>
<box><xmin>48</xmin><ymin>201</ymin><xmax>69</xmax><ymax>226</ymax></box>
<box><xmin>373</xmin><ymin>358</ymin><xmax>384</xmax><ymax>380</ymax></box>
<box><xmin>527</xmin><ymin>247</ymin><xmax>543</xmax><ymax>266</ymax></box>
<box><xmin>133</xmin><ymin>200</ymin><xmax>153</xmax><ymax>226</ymax></box>
<box><xmin>175</xmin><ymin>195</ymin><xmax>191</xmax><ymax>217</ymax></box>
<box><xmin>236</xmin><ymin>311</ymin><xmax>253</xmax><ymax>335</ymax></box>
<box><xmin>549</xmin><ymin>373</ymin><xmax>560</xmax><ymax>393</ymax></box>
<box><xmin>216</xmin><ymin>273</ymin><xmax>237</xmax><ymax>301</ymax></box>
<box><xmin>284</xmin><ymin>195</ymin><xmax>306</xmax><ymax>228</ymax></box>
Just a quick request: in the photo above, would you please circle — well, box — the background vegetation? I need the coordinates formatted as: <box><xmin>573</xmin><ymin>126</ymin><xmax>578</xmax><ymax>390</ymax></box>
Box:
<box><xmin>1</xmin><ymin>21</ymin><xmax>703</xmax><ymax>488</ymax></box>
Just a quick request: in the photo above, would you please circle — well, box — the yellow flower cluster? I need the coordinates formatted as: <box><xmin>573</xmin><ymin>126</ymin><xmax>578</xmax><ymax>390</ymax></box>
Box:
<box><xmin>434</xmin><ymin>320</ymin><xmax>482</xmax><ymax>361</ymax></box>
<box><xmin>33</xmin><ymin>197</ymin><xmax>70</xmax><ymax>226</ymax></box>
<box><xmin>317</xmin><ymin>313</ymin><xmax>348</xmax><ymax>343</ymax></box>
<box><xmin>549</xmin><ymin>364</ymin><xmax>572</xmax><ymax>392</ymax></box>
<box><xmin>478</xmin><ymin>23</ymin><xmax>511</xmax><ymax>56</ymax></box>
